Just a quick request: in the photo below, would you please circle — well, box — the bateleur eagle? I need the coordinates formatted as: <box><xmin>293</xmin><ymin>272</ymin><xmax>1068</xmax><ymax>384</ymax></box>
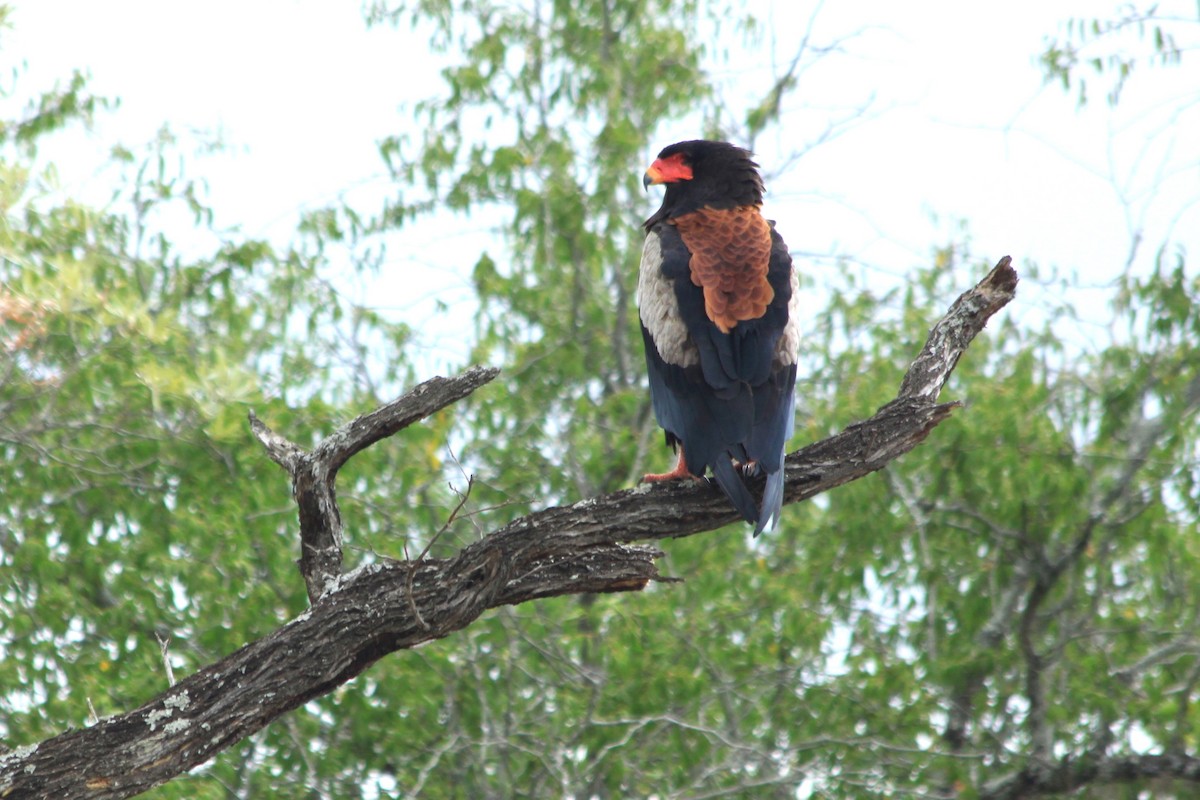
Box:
<box><xmin>638</xmin><ymin>140</ymin><xmax>799</xmax><ymax>534</ymax></box>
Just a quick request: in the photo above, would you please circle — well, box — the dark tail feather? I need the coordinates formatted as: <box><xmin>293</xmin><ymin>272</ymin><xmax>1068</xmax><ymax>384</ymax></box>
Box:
<box><xmin>711</xmin><ymin>458</ymin><xmax>759</xmax><ymax>528</ymax></box>
<box><xmin>754</xmin><ymin>466</ymin><xmax>785</xmax><ymax>536</ymax></box>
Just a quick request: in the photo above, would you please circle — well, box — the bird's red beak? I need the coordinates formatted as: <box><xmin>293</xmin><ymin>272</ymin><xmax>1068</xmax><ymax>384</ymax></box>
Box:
<box><xmin>643</xmin><ymin>153</ymin><xmax>693</xmax><ymax>189</ymax></box>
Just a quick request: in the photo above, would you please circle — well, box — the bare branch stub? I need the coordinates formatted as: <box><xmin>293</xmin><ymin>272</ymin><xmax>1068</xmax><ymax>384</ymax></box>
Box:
<box><xmin>247</xmin><ymin>411</ymin><xmax>304</xmax><ymax>473</ymax></box>
<box><xmin>249</xmin><ymin>366</ymin><xmax>501</xmax><ymax>603</ymax></box>
<box><xmin>317</xmin><ymin>366</ymin><xmax>501</xmax><ymax>473</ymax></box>
<box><xmin>898</xmin><ymin>255</ymin><xmax>1017</xmax><ymax>401</ymax></box>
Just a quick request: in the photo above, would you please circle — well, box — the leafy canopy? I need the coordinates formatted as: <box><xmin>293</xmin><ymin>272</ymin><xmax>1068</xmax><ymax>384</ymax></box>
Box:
<box><xmin>3</xmin><ymin>2</ymin><xmax>1200</xmax><ymax>798</ymax></box>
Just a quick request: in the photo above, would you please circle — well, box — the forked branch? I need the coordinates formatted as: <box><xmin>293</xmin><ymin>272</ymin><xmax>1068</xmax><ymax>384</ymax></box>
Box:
<box><xmin>248</xmin><ymin>366</ymin><xmax>500</xmax><ymax>602</ymax></box>
<box><xmin>1</xmin><ymin>258</ymin><xmax>1017</xmax><ymax>800</ymax></box>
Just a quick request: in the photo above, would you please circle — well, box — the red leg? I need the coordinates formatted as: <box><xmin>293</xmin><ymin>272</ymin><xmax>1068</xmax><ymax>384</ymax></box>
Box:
<box><xmin>642</xmin><ymin>450</ymin><xmax>696</xmax><ymax>483</ymax></box>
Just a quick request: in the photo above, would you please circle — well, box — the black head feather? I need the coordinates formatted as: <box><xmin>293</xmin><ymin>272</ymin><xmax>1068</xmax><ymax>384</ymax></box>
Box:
<box><xmin>644</xmin><ymin>140</ymin><xmax>765</xmax><ymax>230</ymax></box>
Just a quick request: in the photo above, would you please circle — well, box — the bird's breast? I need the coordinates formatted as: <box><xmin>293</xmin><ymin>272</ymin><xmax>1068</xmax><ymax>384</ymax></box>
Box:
<box><xmin>672</xmin><ymin>206</ymin><xmax>774</xmax><ymax>333</ymax></box>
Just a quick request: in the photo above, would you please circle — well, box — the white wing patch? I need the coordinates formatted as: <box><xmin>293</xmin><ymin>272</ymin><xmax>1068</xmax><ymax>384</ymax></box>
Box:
<box><xmin>637</xmin><ymin>231</ymin><xmax>699</xmax><ymax>367</ymax></box>
<box><xmin>775</xmin><ymin>266</ymin><xmax>801</xmax><ymax>367</ymax></box>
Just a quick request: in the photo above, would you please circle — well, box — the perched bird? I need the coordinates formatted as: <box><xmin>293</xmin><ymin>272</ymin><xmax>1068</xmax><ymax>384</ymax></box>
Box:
<box><xmin>637</xmin><ymin>140</ymin><xmax>799</xmax><ymax>534</ymax></box>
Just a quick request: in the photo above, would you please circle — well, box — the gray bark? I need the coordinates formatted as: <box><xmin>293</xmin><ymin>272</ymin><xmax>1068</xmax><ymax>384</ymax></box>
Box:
<box><xmin>0</xmin><ymin>259</ymin><xmax>1040</xmax><ymax>800</ymax></box>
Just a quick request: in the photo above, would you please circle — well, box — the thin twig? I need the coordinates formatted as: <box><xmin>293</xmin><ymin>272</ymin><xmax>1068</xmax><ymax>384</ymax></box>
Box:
<box><xmin>407</xmin><ymin>477</ymin><xmax>475</xmax><ymax>630</ymax></box>
<box><xmin>155</xmin><ymin>633</ymin><xmax>176</xmax><ymax>687</ymax></box>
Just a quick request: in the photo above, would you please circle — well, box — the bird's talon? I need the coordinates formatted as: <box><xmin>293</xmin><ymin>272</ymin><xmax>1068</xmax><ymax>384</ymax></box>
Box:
<box><xmin>642</xmin><ymin>451</ymin><xmax>694</xmax><ymax>483</ymax></box>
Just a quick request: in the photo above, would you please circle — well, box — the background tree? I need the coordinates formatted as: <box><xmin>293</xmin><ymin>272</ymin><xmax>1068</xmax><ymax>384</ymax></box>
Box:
<box><xmin>0</xmin><ymin>27</ymin><xmax>444</xmax><ymax>794</ymax></box>
<box><xmin>2</xmin><ymin>2</ymin><xmax>1200</xmax><ymax>799</ymax></box>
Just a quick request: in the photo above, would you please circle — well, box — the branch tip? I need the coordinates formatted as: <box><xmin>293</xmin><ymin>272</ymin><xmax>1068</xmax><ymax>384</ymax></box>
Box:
<box><xmin>986</xmin><ymin>255</ymin><xmax>1018</xmax><ymax>295</ymax></box>
<box><xmin>0</xmin><ymin>268</ymin><xmax>1021</xmax><ymax>796</ymax></box>
<box><xmin>248</xmin><ymin>409</ymin><xmax>305</xmax><ymax>474</ymax></box>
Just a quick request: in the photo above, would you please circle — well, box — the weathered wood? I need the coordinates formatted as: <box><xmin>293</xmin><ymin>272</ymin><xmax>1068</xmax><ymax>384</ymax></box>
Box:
<box><xmin>0</xmin><ymin>259</ymin><xmax>1018</xmax><ymax>799</ymax></box>
<box><xmin>248</xmin><ymin>366</ymin><xmax>501</xmax><ymax>602</ymax></box>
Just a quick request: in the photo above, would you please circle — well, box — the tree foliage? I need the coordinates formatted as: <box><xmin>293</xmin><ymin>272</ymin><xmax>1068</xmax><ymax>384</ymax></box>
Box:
<box><xmin>3</xmin><ymin>2</ymin><xmax>1200</xmax><ymax>798</ymax></box>
<box><xmin>1040</xmin><ymin>1</ymin><xmax>1193</xmax><ymax>106</ymax></box>
<box><xmin>0</xmin><ymin>24</ymin><xmax>439</xmax><ymax>793</ymax></box>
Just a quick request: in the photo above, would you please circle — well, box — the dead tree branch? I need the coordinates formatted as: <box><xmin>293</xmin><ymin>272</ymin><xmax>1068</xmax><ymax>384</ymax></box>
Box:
<box><xmin>1</xmin><ymin>258</ymin><xmax>1022</xmax><ymax>799</ymax></box>
<box><xmin>248</xmin><ymin>366</ymin><xmax>500</xmax><ymax>602</ymax></box>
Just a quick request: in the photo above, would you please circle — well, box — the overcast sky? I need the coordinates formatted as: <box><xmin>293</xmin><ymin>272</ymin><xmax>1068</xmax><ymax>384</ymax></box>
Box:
<box><xmin>6</xmin><ymin>0</ymin><xmax>1199</xmax><ymax>369</ymax></box>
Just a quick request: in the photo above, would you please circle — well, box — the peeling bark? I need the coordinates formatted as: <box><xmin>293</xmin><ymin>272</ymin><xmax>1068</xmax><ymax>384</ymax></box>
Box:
<box><xmin>0</xmin><ymin>259</ymin><xmax>1041</xmax><ymax>800</ymax></box>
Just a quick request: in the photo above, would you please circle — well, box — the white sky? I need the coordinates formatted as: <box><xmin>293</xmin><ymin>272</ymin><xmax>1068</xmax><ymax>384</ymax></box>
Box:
<box><xmin>5</xmin><ymin>0</ymin><xmax>1199</xmax><ymax>369</ymax></box>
